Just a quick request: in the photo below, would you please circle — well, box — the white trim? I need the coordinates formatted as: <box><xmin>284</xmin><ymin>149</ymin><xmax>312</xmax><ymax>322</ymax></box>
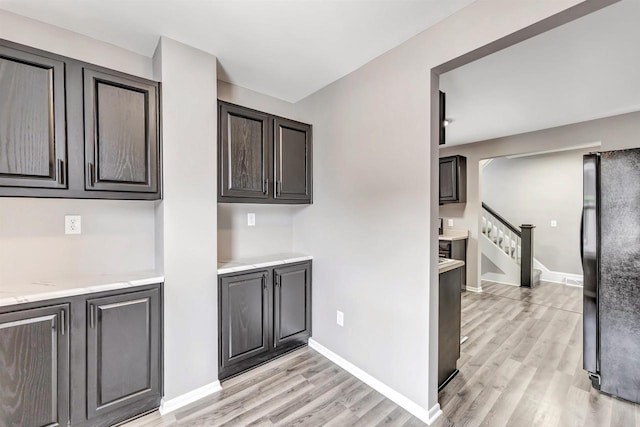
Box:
<box><xmin>159</xmin><ymin>381</ymin><xmax>222</xmax><ymax>415</ymax></box>
<box><xmin>308</xmin><ymin>339</ymin><xmax>442</xmax><ymax>425</ymax></box>
<box><xmin>465</xmin><ymin>285</ymin><xmax>483</xmax><ymax>293</ymax></box>
<box><xmin>481</xmin><ymin>273</ymin><xmax>519</xmax><ymax>287</ymax></box>
<box><xmin>534</xmin><ymin>259</ymin><xmax>583</xmax><ymax>287</ymax></box>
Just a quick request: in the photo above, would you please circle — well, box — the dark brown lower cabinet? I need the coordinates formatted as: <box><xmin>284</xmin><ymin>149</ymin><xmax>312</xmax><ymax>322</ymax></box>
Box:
<box><xmin>0</xmin><ymin>304</ymin><xmax>70</xmax><ymax>427</ymax></box>
<box><xmin>86</xmin><ymin>288</ymin><xmax>162</xmax><ymax>425</ymax></box>
<box><xmin>0</xmin><ymin>283</ymin><xmax>163</xmax><ymax>427</ymax></box>
<box><xmin>438</xmin><ymin>267</ymin><xmax>461</xmax><ymax>390</ymax></box>
<box><xmin>219</xmin><ymin>261</ymin><xmax>311</xmax><ymax>380</ymax></box>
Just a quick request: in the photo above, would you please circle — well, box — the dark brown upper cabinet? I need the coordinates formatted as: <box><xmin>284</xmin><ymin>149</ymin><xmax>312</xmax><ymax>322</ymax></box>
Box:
<box><xmin>219</xmin><ymin>102</ymin><xmax>270</xmax><ymax>200</ymax></box>
<box><xmin>0</xmin><ymin>39</ymin><xmax>161</xmax><ymax>200</ymax></box>
<box><xmin>439</xmin><ymin>155</ymin><xmax>467</xmax><ymax>205</ymax></box>
<box><xmin>0</xmin><ymin>45</ymin><xmax>67</xmax><ymax>189</ymax></box>
<box><xmin>84</xmin><ymin>68</ymin><xmax>159</xmax><ymax>194</ymax></box>
<box><xmin>274</xmin><ymin>118</ymin><xmax>312</xmax><ymax>202</ymax></box>
<box><xmin>218</xmin><ymin>101</ymin><xmax>312</xmax><ymax>204</ymax></box>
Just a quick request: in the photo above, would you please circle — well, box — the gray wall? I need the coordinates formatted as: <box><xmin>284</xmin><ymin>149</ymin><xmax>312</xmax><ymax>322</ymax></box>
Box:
<box><xmin>0</xmin><ymin>199</ymin><xmax>155</xmax><ymax>283</ymax></box>
<box><xmin>292</xmin><ymin>0</ymin><xmax>585</xmax><ymax>412</ymax></box>
<box><xmin>154</xmin><ymin>37</ymin><xmax>219</xmax><ymax>400</ymax></box>
<box><xmin>440</xmin><ymin>111</ymin><xmax>640</xmax><ymax>290</ymax></box>
<box><xmin>0</xmin><ymin>11</ymin><xmax>156</xmax><ymax>284</ymax></box>
<box><xmin>217</xmin><ymin>81</ymin><xmax>308</xmax><ymax>260</ymax></box>
<box><xmin>482</xmin><ymin>148</ymin><xmax>593</xmax><ymax>274</ymax></box>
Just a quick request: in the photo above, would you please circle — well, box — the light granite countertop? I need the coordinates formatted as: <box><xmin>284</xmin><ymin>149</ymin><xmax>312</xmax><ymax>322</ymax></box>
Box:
<box><xmin>218</xmin><ymin>253</ymin><xmax>313</xmax><ymax>275</ymax></box>
<box><xmin>438</xmin><ymin>229</ymin><xmax>469</xmax><ymax>241</ymax></box>
<box><xmin>0</xmin><ymin>271</ymin><xmax>164</xmax><ymax>308</ymax></box>
<box><xmin>438</xmin><ymin>258</ymin><xmax>465</xmax><ymax>274</ymax></box>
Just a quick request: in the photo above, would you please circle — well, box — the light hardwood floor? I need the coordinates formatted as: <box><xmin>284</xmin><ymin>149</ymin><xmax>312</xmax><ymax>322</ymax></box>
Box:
<box><xmin>125</xmin><ymin>281</ymin><xmax>638</xmax><ymax>427</ymax></box>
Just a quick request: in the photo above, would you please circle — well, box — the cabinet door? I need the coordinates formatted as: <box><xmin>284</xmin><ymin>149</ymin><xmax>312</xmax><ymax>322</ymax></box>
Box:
<box><xmin>86</xmin><ymin>288</ymin><xmax>161</xmax><ymax>420</ymax></box>
<box><xmin>219</xmin><ymin>271</ymin><xmax>270</xmax><ymax>376</ymax></box>
<box><xmin>0</xmin><ymin>304</ymin><xmax>69</xmax><ymax>427</ymax></box>
<box><xmin>274</xmin><ymin>118</ymin><xmax>312</xmax><ymax>202</ymax></box>
<box><xmin>439</xmin><ymin>156</ymin><xmax>458</xmax><ymax>203</ymax></box>
<box><xmin>0</xmin><ymin>45</ymin><xmax>67</xmax><ymax>189</ymax></box>
<box><xmin>84</xmin><ymin>68</ymin><xmax>159</xmax><ymax>193</ymax></box>
<box><xmin>219</xmin><ymin>102</ymin><xmax>270</xmax><ymax>200</ymax></box>
<box><xmin>273</xmin><ymin>262</ymin><xmax>311</xmax><ymax>349</ymax></box>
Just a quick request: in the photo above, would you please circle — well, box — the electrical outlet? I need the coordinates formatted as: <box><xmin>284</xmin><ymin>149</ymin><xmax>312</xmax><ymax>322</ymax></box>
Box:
<box><xmin>551</xmin><ymin>220</ymin><xmax>557</xmax><ymax>228</ymax></box>
<box><xmin>447</xmin><ymin>219</ymin><xmax>454</xmax><ymax>227</ymax></box>
<box><xmin>248</xmin><ymin>213</ymin><xmax>256</xmax><ymax>227</ymax></box>
<box><xmin>336</xmin><ymin>310</ymin><xmax>344</xmax><ymax>327</ymax></box>
<box><xmin>65</xmin><ymin>215</ymin><xmax>81</xmax><ymax>235</ymax></box>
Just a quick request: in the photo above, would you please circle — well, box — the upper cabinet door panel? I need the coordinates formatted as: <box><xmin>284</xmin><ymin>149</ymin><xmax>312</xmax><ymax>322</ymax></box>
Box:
<box><xmin>0</xmin><ymin>46</ymin><xmax>67</xmax><ymax>189</ymax></box>
<box><xmin>84</xmin><ymin>68</ymin><xmax>159</xmax><ymax>193</ymax></box>
<box><xmin>274</xmin><ymin>118</ymin><xmax>312</xmax><ymax>202</ymax></box>
<box><xmin>439</xmin><ymin>157</ymin><xmax>457</xmax><ymax>202</ymax></box>
<box><xmin>219</xmin><ymin>102</ymin><xmax>270</xmax><ymax>200</ymax></box>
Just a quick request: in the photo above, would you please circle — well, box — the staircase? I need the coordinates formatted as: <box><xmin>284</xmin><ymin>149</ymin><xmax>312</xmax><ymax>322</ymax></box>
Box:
<box><xmin>481</xmin><ymin>203</ymin><xmax>540</xmax><ymax>287</ymax></box>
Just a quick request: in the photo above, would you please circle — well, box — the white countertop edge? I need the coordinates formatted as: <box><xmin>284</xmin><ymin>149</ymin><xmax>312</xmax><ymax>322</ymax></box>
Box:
<box><xmin>0</xmin><ymin>274</ymin><xmax>165</xmax><ymax>308</ymax></box>
<box><xmin>218</xmin><ymin>255</ymin><xmax>313</xmax><ymax>275</ymax></box>
<box><xmin>439</xmin><ymin>259</ymin><xmax>465</xmax><ymax>274</ymax></box>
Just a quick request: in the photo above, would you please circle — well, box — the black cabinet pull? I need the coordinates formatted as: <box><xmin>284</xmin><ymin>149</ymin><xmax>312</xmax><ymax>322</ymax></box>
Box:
<box><xmin>276</xmin><ymin>181</ymin><xmax>281</xmax><ymax>195</ymax></box>
<box><xmin>89</xmin><ymin>304</ymin><xmax>96</xmax><ymax>329</ymax></box>
<box><xmin>60</xmin><ymin>309</ymin><xmax>66</xmax><ymax>335</ymax></box>
<box><xmin>57</xmin><ymin>159</ymin><xmax>65</xmax><ymax>185</ymax></box>
<box><xmin>263</xmin><ymin>179</ymin><xmax>269</xmax><ymax>195</ymax></box>
<box><xmin>88</xmin><ymin>162</ymin><xmax>96</xmax><ymax>186</ymax></box>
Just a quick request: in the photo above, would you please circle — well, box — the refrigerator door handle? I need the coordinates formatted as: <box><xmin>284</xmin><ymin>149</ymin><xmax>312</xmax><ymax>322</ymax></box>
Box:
<box><xmin>580</xmin><ymin>211</ymin><xmax>584</xmax><ymax>261</ymax></box>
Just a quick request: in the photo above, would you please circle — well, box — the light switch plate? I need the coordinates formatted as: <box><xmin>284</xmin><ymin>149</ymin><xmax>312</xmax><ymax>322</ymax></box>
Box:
<box><xmin>336</xmin><ymin>310</ymin><xmax>344</xmax><ymax>327</ymax></box>
<box><xmin>551</xmin><ymin>220</ymin><xmax>557</xmax><ymax>228</ymax></box>
<box><xmin>447</xmin><ymin>219</ymin><xmax>454</xmax><ymax>227</ymax></box>
<box><xmin>65</xmin><ymin>215</ymin><xmax>81</xmax><ymax>235</ymax></box>
<box><xmin>248</xmin><ymin>213</ymin><xmax>256</xmax><ymax>227</ymax></box>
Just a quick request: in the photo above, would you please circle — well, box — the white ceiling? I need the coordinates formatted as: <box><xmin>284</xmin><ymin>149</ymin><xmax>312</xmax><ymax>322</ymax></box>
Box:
<box><xmin>440</xmin><ymin>0</ymin><xmax>640</xmax><ymax>146</ymax></box>
<box><xmin>0</xmin><ymin>0</ymin><xmax>475</xmax><ymax>102</ymax></box>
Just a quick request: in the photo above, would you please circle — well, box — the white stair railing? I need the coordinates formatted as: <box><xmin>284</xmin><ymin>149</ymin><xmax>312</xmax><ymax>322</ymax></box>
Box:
<box><xmin>481</xmin><ymin>209</ymin><xmax>521</xmax><ymax>265</ymax></box>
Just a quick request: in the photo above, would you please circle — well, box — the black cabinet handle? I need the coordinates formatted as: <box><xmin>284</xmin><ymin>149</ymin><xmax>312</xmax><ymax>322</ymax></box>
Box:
<box><xmin>263</xmin><ymin>179</ymin><xmax>269</xmax><ymax>195</ymax></box>
<box><xmin>57</xmin><ymin>159</ymin><xmax>65</xmax><ymax>185</ymax></box>
<box><xmin>276</xmin><ymin>181</ymin><xmax>281</xmax><ymax>195</ymax></box>
<box><xmin>89</xmin><ymin>304</ymin><xmax>96</xmax><ymax>329</ymax></box>
<box><xmin>60</xmin><ymin>308</ymin><xmax>66</xmax><ymax>335</ymax></box>
<box><xmin>88</xmin><ymin>162</ymin><xmax>96</xmax><ymax>186</ymax></box>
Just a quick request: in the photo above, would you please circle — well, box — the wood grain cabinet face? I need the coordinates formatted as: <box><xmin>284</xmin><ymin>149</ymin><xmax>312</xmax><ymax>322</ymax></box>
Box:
<box><xmin>273</xmin><ymin>118</ymin><xmax>312</xmax><ymax>202</ymax></box>
<box><xmin>439</xmin><ymin>155</ymin><xmax>467</xmax><ymax>205</ymax></box>
<box><xmin>273</xmin><ymin>263</ymin><xmax>311</xmax><ymax>349</ymax></box>
<box><xmin>0</xmin><ymin>304</ymin><xmax>69</xmax><ymax>427</ymax></box>
<box><xmin>0</xmin><ymin>46</ymin><xmax>67</xmax><ymax>189</ymax></box>
<box><xmin>84</xmin><ymin>68</ymin><xmax>159</xmax><ymax>193</ymax></box>
<box><xmin>219</xmin><ymin>261</ymin><xmax>312</xmax><ymax>380</ymax></box>
<box><xmin>86</xmin><ymin>288</ymin><xmax>161</xmax><ymax>421</ymax></box>
<box><xmin>219</xmin><ymin>271</ymin><xmax>270</xmax><ymax>374</ymax></box>
<box><xmin>219</xmin><ymin>103</ymin><xmax>270</xmax><ymax>200</ymax></box>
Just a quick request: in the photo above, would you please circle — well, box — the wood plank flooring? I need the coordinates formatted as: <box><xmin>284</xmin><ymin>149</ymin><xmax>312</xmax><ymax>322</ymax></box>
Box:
<box><xmin>434</xmin><ymin>280</ymin><xmax>639</xmax><ymax>427</ymax></box>
<box><xmin>122</xmin><ymin>347</ymin><xmax>423</xmax><ymax>427</ymax></box>
<box><xmin>125</xmin><ymin>281</ymin><xmax>638</xmax><ymax>427</ymax></box>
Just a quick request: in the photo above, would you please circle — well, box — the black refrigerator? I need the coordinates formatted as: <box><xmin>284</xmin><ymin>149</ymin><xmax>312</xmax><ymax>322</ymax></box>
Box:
<box><xmin>583</xmin><ymin>149</ymin><xmax>640</xmax><ymax>404</ymax></box>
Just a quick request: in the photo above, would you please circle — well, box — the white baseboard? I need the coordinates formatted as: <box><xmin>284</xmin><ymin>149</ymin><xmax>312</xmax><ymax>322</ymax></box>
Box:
<box><xmin>465</xmin><ymin>284</ymin><xmax>483</xmax><ymax>293</ymax></box>
<box><xmin>308</xmin><ymin>339</ymin><xmax>442</xmax><ymax>425</ymax></box>
<box><xmin>481</xmin><ymin>273</ymin><xmax>519</xmax><ymax>287</ymax></box>
<box><xmin>159</xmin><ymin>380</ymin><xmax>222</xmax><ymax>415</ymax></box>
